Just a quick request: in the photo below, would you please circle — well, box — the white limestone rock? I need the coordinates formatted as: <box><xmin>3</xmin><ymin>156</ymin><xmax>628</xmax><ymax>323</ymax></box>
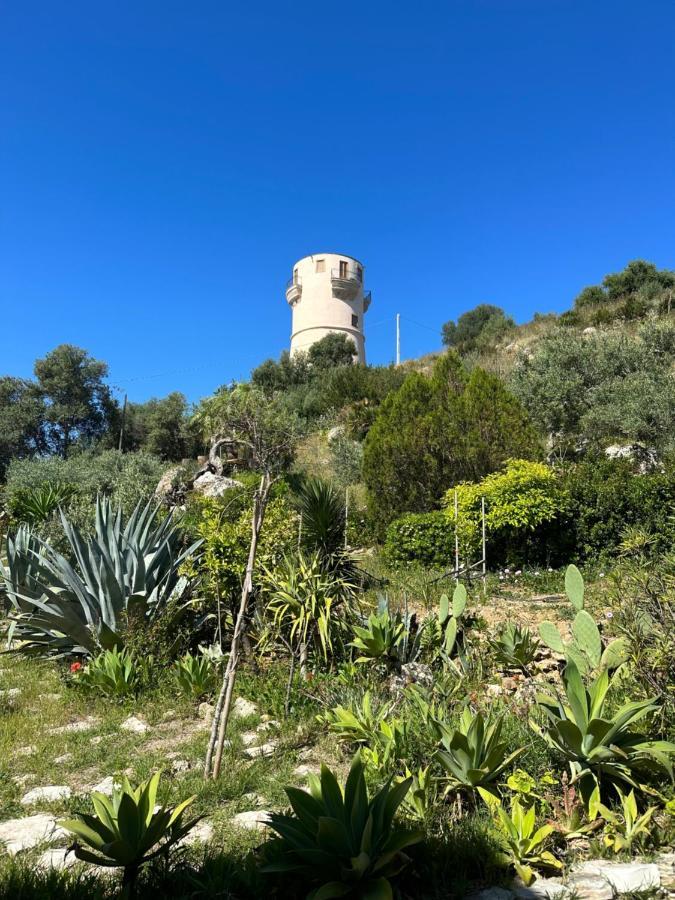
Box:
<box><xmin>50</xmin><ymin>716</ymin><xmax>98</xmax><ymax>735</ymax></box>
<box><xmin>243</xmin><ymin>740</ymin><xmax>279</xmax><ymax>759</ymax></box>
<box><xmin>231</xmin><ymin>810</ymin><xmax>271</xmax><ymax>832</ymax></box>
<box><xmin>233</xmin><ymin>697</ymin><xmax>258</xmax><ymax>718</ymax></box>
<box><xmin>120</xmin><ymin>715</ymin><xmax>149</xmax><ymax>734</ymax></box>
<box><xmin>192</xmin><ymin>472</ymin><xmax>243</xmax><ymax>498</ymax></box>
<box><xmin>179</xmin><ymin>819</ymin><xmax>214</xmax><ymax>846</ymax></box>
<box><xmin>0</xmin><ymin>814</ymin><xmax>67</xmax><ymax>854</ymax></box>
<box><xmin>21</xmin><ymin>785</ymin><xmax>72</xmax><ymax>805</ymax></box>
<box><xmin>91</xmin><ymin>776</ymin><xmax>116</xmax><ymax>795</ymax></box>
<box><xmin>573</xmin><ymin>860</ymin><xmax>660</xmax><ymax>894</ymax></box>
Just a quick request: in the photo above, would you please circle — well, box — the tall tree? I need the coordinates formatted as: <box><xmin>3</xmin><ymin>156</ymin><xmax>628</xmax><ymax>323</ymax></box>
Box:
<box><xmin>124</xmin><ymin>392</ymin><xmax>197</xmax><ymax>460</ymax></box>
<box><xmin>441</xmin><ymin>304</ymin><xmax>514</xmax><ymax>354</ymax></box>
<box><xmin>0</xmin><ymin>377</ymin><xmax>47</xmax><ymax>478</ymax></box>
<box><xmin>363</xmin><ymin>352</ymin><xmax>540</xmax><ymax>526</ymax></box>
<box><xmin>34</xmin><ymin>345</ymin><xmax>116</xmax><ymax>456</ymax></box>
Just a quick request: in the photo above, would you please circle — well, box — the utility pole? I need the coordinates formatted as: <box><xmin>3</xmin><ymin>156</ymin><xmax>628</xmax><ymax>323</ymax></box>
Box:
<box><xmin>117</xmin><ymin>393</ymin><xmax>128</xmax><ymax>452</ymax></box>
<box><xmin>396</xmin><ymin>313</ymin><xmax>401</xmax><ymax>366</ymax></box>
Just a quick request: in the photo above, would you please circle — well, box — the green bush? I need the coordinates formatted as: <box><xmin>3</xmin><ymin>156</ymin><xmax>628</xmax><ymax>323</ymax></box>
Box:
<box><xmin>562</xmin><ymin>457</ymin><xmax>675</xmax><ymax>560</ymax></box>
<box><xmin>384</xmin><ymin>511</ymin><xmax>455</xmax><ymax>567</ymax></box>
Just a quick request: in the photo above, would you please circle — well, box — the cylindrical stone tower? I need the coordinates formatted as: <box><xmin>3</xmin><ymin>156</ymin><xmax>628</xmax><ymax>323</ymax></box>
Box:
<box><xmin>285</xmin><ymin>253</ymin><xmax>371</xmax><ymax>364</ymax></box>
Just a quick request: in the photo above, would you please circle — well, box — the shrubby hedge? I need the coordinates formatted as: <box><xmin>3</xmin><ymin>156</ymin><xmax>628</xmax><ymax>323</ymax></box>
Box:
<box><xmin>384</xmin><ymin>510</ymin><xmax>455</xmax><ymax>567</ymax></box>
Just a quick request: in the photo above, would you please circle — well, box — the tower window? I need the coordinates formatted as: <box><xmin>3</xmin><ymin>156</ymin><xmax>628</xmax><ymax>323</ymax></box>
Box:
<box><xmin>339</xmin><ymin>260</ymin><xmax>348</xmax><ymax>278</ymax></box>
<box><xmin>352</xmin><ymin>314</ymin><xmax>359</xmax><ymax>328</ymax></box>
<box><xmin>316</xmin><ymin>259</ymin><xmax>325</xmax><ymax>273</ymax></box>
<box><xmin>293</xmin><ymin>268</ymin><xmax>299</xmax><ymax>284</ymax></box>
<box><xmin>356</xmin><ymin>266</ymin><xmax>363</xmax><ymax>282</ymax></box>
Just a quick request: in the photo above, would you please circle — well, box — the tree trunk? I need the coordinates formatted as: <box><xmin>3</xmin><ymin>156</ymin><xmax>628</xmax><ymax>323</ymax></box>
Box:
<box><xmin>204</xmin><ymin>472</ymin><xmax>271</xmax><ymax>779</ymax></box>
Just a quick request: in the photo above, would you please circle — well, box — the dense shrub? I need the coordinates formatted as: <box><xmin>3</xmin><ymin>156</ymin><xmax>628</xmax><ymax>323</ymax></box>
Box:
<box><xmin>446</xmin><ymin>459</ymin><xmax>567</xmax><ymax>564</ymax></box>
<box><xmin>4</xmin><ymin>450</ymin><xmax>168</xmax><ymax>546</ymax></box>
<box><xmin>363</xmin><ymin>354</ymin><xmax>540</xmax><ymax>528</ymax></box>
<box><xmin>384</xmin><ymin>511</ymin><xmax>455</xmax><ymax>567</ymax></box>
<box><xmin>561</xmin><ymin>457</ymin><xmax>675</xmax><ymax>560</ymax></box>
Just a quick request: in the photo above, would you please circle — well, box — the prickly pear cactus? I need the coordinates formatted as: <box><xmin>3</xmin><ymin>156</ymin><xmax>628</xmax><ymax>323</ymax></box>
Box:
<box><xmin>565</xmin><ymin>564</ymin><xmax>584</xmax><ymax>611</ymax></box>
<box><xmin>452</xmin><ymin>583</ymin><xmax>467</xmax><ymax>619</ymax></box>
<box><xmin>538</xmin><ymin>565</ymin><xmax>621</xmax><ymax>675</ymax></box>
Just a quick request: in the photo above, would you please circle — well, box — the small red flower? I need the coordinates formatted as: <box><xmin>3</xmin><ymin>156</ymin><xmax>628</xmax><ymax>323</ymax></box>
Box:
<box><xmin>70</xmin><ymin>661</ymin><xmax>83</xmax><ymax>673</ymax></box>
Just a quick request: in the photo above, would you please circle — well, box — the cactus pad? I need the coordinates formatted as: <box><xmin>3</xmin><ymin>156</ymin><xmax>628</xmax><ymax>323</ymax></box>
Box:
<box><xmin>538</xmin><ymin>621</ymin><xmax>565</xmax><ymax>654</ymax></box>
<box><xmin>565</xmin><ymin>564</ymin><xmax>585</xmax><ymax>612</ymax></box>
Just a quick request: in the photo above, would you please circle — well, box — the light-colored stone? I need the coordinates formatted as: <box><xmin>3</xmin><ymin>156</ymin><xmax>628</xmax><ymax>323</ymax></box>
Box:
<box><xmin>21</xmin><ymin>785</ymin><xmax>72</xmax><ymax>805</ymax></box>
<box><xmin>120</xmin><ymin>715</ymin><xmax>149</xmax><ymax>734</ymax></box>
<box><xmin>231</xmin><ymin>810</ymin><xmax>271</xmax><ymax>832</ymax></box>
<box><xmin>179</xmin><ymin>819</ymin><xmax>214</xmax><ymax>846</ymax></box>
<box><xmin>240</xmin><ymin>730</ymin><xmax>260</xmax><ymax>747</ymax></box>
<box><xmin>574</xmin><ymin>860</ymin><xmax>660</xmax><ymax>894</ymax></box>
<box><xmin>38</xmin><ymin>848</ymin><xmax>77</xmax><ymax>870</ymax></box>
<box><xmin>293</xmin><ymin>764</ymin><xmax>318</xmax><ymax>778</ymax></box>
<box><xmin>514</xmin><ymin>879</ymin><xmax>568</xmax><ymax>899</ymax></box>
<box><xmin>198</xmin><ymin>702</ymin><xmax>215</xmax><ymax>722</ymax></box>
<box><xmin>192</xmin><ymin>472</ymin><xmax>243</xmax><ymax>499</ymax></box>
<box><xmin>243</xmin><ymin>740</ymin><xmax>279</xmax><ymax>759</ymax></box>
<box><xmin>233</xmin><ymin>697</ymin><xmax>257</xmax><ymax>718</ymax></box>
<box><xmin>657</xmin><ymin>852</ymin><xmax>675</xmax><ymax>890</ymax></box>
<box><xmin>17</xmin><ymin>745</ymin><xmax>37</xmax><ymax>756</ymax></box>
<box><xmin>256</xmin><ymin>719</ymin><xmax>280</xmax><ymax>732</ymax></box>
<box><xmin>0</xmin><ymin>687</ymin><xmax>21</xmax><ymax>698</ymax></box>
<box><xmin>12</xmin><ymin>774</ymin><xmax>36</xmax><ymax>787</ymax></box>
<box><xmin>90</xmin><ymin>735</ymin><xmax>103</xmax><ymax>745</ymax></box>
<box><xmin>50</xmin><ymin>716</ymin><xmax>98</xmax><ymax>735</ymax></box>
<box><xmin>170</xmin><ymin>758</ymin><xmax>192</xmax><ymax>773</ymax></box>
<box><xmin>565</xmin><ymin>873</ymin><xmax>613</xmax><ymax>900</ymax></box>
<box><xmin>53</xmin><ymin>753</ymin><xmax>73</xmax><ymax>764</ymax></box>
<box><xmin>0</xmin><ymin>814</ymin><xmax>67</xmax><ymax>854</ymax></box>
<box><xmin>91</xmin><ymin>776</ymin><xmax>116</xmax><ymax>795</ymax></box>
<box><xmin>242</xmin><ymin>792</ymin><xmax>266</xmax><ymax>807</ymax></box>
<box><xmin>400</xmin><ymin>662</ymin><xmax>434</xmax><ymax>687</ymax></box>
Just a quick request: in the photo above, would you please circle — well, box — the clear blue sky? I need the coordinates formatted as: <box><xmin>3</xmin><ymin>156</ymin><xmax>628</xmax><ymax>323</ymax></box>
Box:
<box><xmin>2</xmin><ymin>0</ymin><xmax>674</xmax><ymax>403</ymax></box>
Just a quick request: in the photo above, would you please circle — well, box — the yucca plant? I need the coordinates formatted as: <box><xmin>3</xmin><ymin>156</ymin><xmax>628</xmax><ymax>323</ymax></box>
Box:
<box><xmin>173</xmin><ymin>650</ymin><xmax>217</xmax><ymax>698</ymax></box>
<box><xmin>296</xmin><ymin>477</ymin><xmax>358</xmax><ymax>586</ymax></box>
<box><xmin>533</xmin><ymin>660</ymin><xmax>675</xmax><ymax>805</ymax></box>
<box><xmin>437</xmin><ymin>707</ymin><xmax>525</xmax><ymax>802</ymax></box>
<box><xmin>262</xmin><ymin>755</ymin><xmax>422</xmax><ymax>899</ymax></box>
<box><xmin>490</xmin><ymin>623</ymin><xmax>540</xmax><ymax>674</ymax></box>
<box><xmin>488</xmin><ymin>797</ymin><xmax>562</xmax><ymax>886</ymax></box>
<box><xmin>59</xmin><ymin>771</ymin><xmax>199</xmax><ymax>897</ymax></box>
<box><xmin>9</xmin><ymin>482</ymin><xmax>76</xmax><ymax>525</ymax></box>
<box><xmin>3</xmin><ymin>496</ymin><xmax>201</xmax><ymax>656</ymax></box>
<box><xmin>75</xmin><ymin>646</ymin><xmax>147</xmax><ymax>697</ymax></box>
<box><xmin>262</xmin><ymin>552</ymin><xmax>349</xmax><ymax>672</ymax></box>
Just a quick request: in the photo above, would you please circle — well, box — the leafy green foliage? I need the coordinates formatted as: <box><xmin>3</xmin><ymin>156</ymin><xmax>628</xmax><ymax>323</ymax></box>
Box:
<box><xmin>510</xmin><ymin>319</ymin><xmax>675</xmax><ymax>456</ymax></box>
<box><xmin>0</xmin><ymin>376</ymin><xmax>47</xmax><ymax>479</ymax></box>
<box><xmin>172</xmin><ymin>650</ymin><xmax>217</xmax><ymax>698</ymax></box>
<box><xmin>446</xmin><ymin>459</ymin><xmax>566</xmax><ymax>560</ymax></box>
<box><xmin>122</xmin><ymin>392</ymin><xmax>199</xmax><ymax>461</ymax></box>
<box><xmin>262</xmin><ymin>755</ymin><xmax>421</xmax><ymax>899</ymax></box>
<box><xmin>533</xmin><ymin>661</ymin><xmax>675</xmax><ymax>805</ymax></box>
<box><xmin>4</xmin><ymin>496</ymin><xmax>201</xmax><ymax>656</ymax></box>
<box><xmin>317</xmin><ymin>691</ymin><xmax>395</xmax><ymax>747</ymax></box>
<box><xmin>436</xmin><ymin>708</ymin><xmax>525</xmax><ymax>800</ymax></box>
<box><xmin>33</xmin><ymin>344</ymin><xmax>117</xmax><ymax>457</ymax></box>
<box><xmin>261</xmin><ymin>552</ymin><xmax>351</xmax><ymax>664</ymax></box>
<box><xmin>488</xmin><ymin>797</ymin><xmax>561</xmax><ymax>885</ymax></box>
<box><xmin>384</xmin><ymin>511</ymin><xmax>455</xmax><ymax>567</ymax></box>
<box><xmin>364</xmin><ymin>354</ymin><xmax>540</xmax><ymax>527</ymax></box>
<box><xmin>489</xmin><ymin>624</ymin><xmax>540</xmax><ymax>674</ymax></box>
<box><xmin>7</xmin><ymin>481</ymin><xmax>76</xmax><ymax>525</ymax></box>
<box><xmin>441</xmin><ymin>304</ymin><xmax>515</xmax><ymax>355</ymax></box>
<box><xmin>598</xmin><ymin>788</ymin><xmax>658</xmax><ymax>854</ymax></box>
<box><xmin>74</xmin><ymin>647</ymin><xmax>148</xmax><ymax>697</ymax></box>
<box><xmin>561</xmin><ymin>457</ymin><xmax>675</xmax><ymax>561</ymax></box>
<box><xmin>59</xmin><ymin>771</ymin><xmax>199</xmax><ymax>890</ymax></box>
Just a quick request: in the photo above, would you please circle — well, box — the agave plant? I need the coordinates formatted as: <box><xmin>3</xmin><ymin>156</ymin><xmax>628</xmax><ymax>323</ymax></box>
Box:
<box><xmin>59</xmin><ymin>771</ymin><xmax>199</xmax><ymax>896</ymax></box>
<box><xmin>599</xmin><ymin>787</ymin><xmax>658</xmax><ymax>854</ymax></box>
<box><xmin>489</xmin><ymin>797</ymin><xmax>562</xmax><ymax>886</ymax></box>
<box><xmin>297</xmin><ymin>477</ymin><xmax>358</xmax><ymax>586</ymax></box>
<box><xmin>75</xmin><ymin>646</ymin><xmax>148</xmax><ymax>697</ymax></box>
<box><xmin>533</xmin><ymin>660</ymin><xmax>675</xmax><ymax>805</ymax></box>
<box><xmin>436</xmin><ymin>707</ymin><xmax>525</xmax><ymax>801</ymax></box>
<box><xmin>3</xmin><ymin>496</ymin><xmax>202</xmax><ymax>656</ymax></box>
<box><xmin>490</xmin><ymin>623</ymin><xmax>540</xmax><ymax>674</ymax></box>
<box><xmin>173</xmin><ymin>650</ymin><xmax>217</xmax><ymax>698</ymax></box>
<box><xmin>317</xmin><ymin>690</ymin><xmax>395</xmax><ymax>746</ymax></box>
<box><xmin>262</xmin><ymin>755</ymin><xmax>421</xmax><ymax>899</ymax></box>
<box><xmin>350</xmin><ymin>602</ymin><xmax>406</xmax><ymax>664</ymax></box>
